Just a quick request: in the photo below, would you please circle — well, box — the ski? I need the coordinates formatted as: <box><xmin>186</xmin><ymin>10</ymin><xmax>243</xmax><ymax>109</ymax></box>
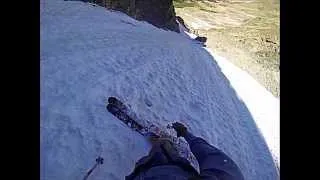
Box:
<box><xmin>106</xmin><ymin>96</ymin><xmax>163</xmax><ymax>137</ymax></box>
<box><xmin>106</xmin><ymin>103</ymin><xmax>146</xmax><ymax>135</ymax></box>
<box><xmin>106</xmin><ymin>96</ymin><xmax>200</xmax><ymax>172</ymax></box>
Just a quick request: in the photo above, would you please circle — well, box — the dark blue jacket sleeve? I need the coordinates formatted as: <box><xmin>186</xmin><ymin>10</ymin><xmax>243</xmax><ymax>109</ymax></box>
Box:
<box><xmin>184</xmin><ymin>132</ymin><xmax>244</xmax><ymax>180</ymax></box>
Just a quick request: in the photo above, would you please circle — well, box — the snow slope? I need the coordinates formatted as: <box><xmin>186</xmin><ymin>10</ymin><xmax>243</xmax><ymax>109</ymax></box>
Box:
<box><xmin>209</xmin><ymin>52</ymin><xmax>280</xmax><ymax>166</ymax></box>
<box><xmin>41</xmin><ymin>0</ymin><xmax>279</xmax><ymax>179</ymax></box>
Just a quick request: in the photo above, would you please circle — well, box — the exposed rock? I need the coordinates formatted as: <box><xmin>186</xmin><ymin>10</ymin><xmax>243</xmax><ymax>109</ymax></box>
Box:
<box><xmin>195</xmin><ymin>36</ymin><xmax>207</xmax><ymax>43</ymax></box>
<box><xmin>94</xmin><ymin>0</ymin><xmax>180</xmax><ymax>32</ymax></box>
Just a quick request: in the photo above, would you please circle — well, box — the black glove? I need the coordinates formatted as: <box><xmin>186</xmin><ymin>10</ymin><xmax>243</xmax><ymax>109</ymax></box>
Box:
<box><xmin>172</xmin><ymin>122</ymin><xmax>188</xmax><ymax>137</ymax></box>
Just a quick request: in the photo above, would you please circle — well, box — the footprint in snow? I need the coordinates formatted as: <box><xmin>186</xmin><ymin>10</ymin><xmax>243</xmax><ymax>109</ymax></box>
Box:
<box><xmin>144</xmin><ymin>98</ymin><xmax>152</xmax><ymax>107</ymax></box>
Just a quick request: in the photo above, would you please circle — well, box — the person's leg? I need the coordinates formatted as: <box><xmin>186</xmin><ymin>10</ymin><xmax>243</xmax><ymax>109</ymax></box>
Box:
<box><xmin>133</xmin><ymin>134</ymin><xmax>170</xmax><ymax>168</ymax></box>
<box><xmin>148</xmin><ymin>140</ymin><xmax>164</xmax><ymax>156</ymax></box>
<box><xmin>159</xmin><ymin>139</ymin><xmax>180</xmax><ymax>161</ymax></box>
<box><xmin>126</xmin><ymin>138</ymin><xmax>173</xmax><ymax>180</ymax></box>
<box><xmin>145</xmin><ymin>131</ymin><xmax>180</xmax><ymax>160</ymax></box>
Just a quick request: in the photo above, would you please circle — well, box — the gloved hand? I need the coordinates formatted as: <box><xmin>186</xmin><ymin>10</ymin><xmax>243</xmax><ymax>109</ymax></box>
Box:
<box><xmin>172</xmin><ymin>122</ymin><xmax>188</xmax><ymax>137</ymax></box>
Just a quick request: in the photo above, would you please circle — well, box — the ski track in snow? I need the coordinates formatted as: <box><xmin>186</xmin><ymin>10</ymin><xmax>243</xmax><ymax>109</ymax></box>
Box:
<box><xmin>41</xmin><ymin>0</ymin><xmax>279</xmax><ymax>180</ymax></box>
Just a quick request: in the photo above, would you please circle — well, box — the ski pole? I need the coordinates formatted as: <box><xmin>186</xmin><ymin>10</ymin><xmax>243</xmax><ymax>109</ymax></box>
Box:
<box><xmin>83</xmin><ymin>156</ymin><xmax>104</xmax><ymax>180</ymax></box>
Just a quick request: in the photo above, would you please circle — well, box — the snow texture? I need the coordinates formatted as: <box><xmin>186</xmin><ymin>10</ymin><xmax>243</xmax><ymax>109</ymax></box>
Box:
<box><xmin>41</xmin><ymin>0</ymin><xmax>279</xmax><ymax>180</ymax></box>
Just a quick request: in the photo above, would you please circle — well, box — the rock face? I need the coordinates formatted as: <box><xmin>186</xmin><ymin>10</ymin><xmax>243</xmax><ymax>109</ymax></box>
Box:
<box><xmin>95</xmin><ymin>0</ymin><xmax>180</xmax><ymax>32</ymax></box>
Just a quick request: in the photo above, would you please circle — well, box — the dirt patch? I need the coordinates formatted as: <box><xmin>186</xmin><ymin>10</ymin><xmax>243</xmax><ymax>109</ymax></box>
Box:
<box><xmin>175</xmin><ymin>0</ymin><xmax>280</xmax><ymax>97</ymax></box>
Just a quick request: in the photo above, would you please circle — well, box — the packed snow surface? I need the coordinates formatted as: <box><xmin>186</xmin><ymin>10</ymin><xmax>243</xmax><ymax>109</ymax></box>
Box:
<box><xmin>41</xmin><ymin>0</ymin><xmax>279</xmax><ymax>179</ymax></box>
